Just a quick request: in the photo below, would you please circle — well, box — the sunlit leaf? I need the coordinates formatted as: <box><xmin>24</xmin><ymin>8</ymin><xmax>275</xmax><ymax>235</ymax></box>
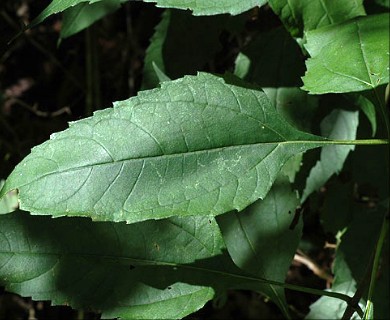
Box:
<box><xmin>268</xmin><ymin>0</ymin><xmax>365</xmax><ymax>37</ymax></box>
<box><xmin>142</xmin><ymin>0</ymin><xmax>266</xmax><ymax>15</ymax></box>
<box><xmin>302</xmin><ymin>14</ymin><xmax>390</xmax><ymax>94</ymax></box>
<box><xmin>0</xmin><ymin>73</ymin><xmax>325</xmax><ymax>224</ymax></box>
<box><xmin>302</xmin><ymin>109</ymin><xmax>359</xmax><ymax>202</ymax></box>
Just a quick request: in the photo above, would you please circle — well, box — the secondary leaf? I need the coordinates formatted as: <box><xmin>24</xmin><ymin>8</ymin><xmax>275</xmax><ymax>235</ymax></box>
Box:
<box><xmin>268</xmin><ymin>0</ymin><xmax>365</xmax><ymax>37</ymax></box>
<box><xmin>142</xmin><ymin>10</ymin><xmax>231</xmax><ymax>89</ymax></box>
<box><xmin>0</xmin><ymin>73</ymin><xmax>325</xmax><ymax>224</ymax></box>
<box><xmin>60</xmin><ymin>0</ymin><xmax>121</xmax><ymax>40</ymax></box>
<box><xmin>217</xmin><ymin>176</ymin><xmax>302</xmax><ymax>318</ymax></box>
<box><xmin>301</xmin><ymin>109</ymin><xmax>359</xmax><ymax>202</ymax></box>
<box><xmin>31</xmin><ymin>0</ymin><xmax>106</xmax><ymax>27</ymax></box>
<box><xmin>302</xmin><ymin>14</ymin><xmax>390</xmax><ymax>94</ymax></box>
<box><xmin>234</xmin><ymin>27</ymin><xmax>318</xmax><ymax>132</ymax></box>
<box><xmin>142</xmin><ymin>0</ymin><xmax>266</xmax><ymax>15</ymax></box>
<box><xmin>306</xmin><ymin>253</ymin><xmax>362</xmax><ymax>319</ymax></box>
<box><xmin>0</xmin><ymin>212</ymin><xmax>253</xmax><ymax>319</ymax></box>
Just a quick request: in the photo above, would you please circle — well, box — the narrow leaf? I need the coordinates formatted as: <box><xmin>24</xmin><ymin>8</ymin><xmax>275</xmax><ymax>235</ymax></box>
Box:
<box><xmin>217</xmin><ymin>176</ymin><xmax>302</xmax><ymax>318</ymax></box>
<box><xmin>0</xmin><ymin>73</ymin><xmax>325</xmax><ymax>224</ymax></box>
<box><xmin>268</xmin><ymin>0</ymin><xmax>365</xmax><ymax>37</ymax></box>
<box><xmin>31</xmin><ymin>0</ymin><xmax>105</xmax><ymax>27</ymax></box>
<box><xmin>302</xmin><ymin>110</ymin><xmax>359</xmax><ymax>202</ymax></box>
<box><xmin>60</xmin><ymin>0</ymin><xmax>121</xmax><ymax>40</ymax></box>
<box><xmin>302</xmin><ymin>14</ymin><xmax>390</xmax><ymax>94</ymax></box>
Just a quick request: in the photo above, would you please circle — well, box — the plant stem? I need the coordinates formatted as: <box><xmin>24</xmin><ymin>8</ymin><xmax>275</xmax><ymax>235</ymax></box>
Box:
<box><xmin>363</xmin><ymin>215</ymin><xmax>389</xmax><ymax>319</ymax></box>
<box><xmin>85</xmin><ymin>24</ymin><xmax>101</xmax><ymax>116</ymax></box>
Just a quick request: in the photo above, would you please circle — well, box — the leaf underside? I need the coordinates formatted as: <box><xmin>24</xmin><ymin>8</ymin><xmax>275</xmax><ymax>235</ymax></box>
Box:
<box><xmin>0</xmin><ymin>73</ymin><xmax>324</xmax><ymax>224</ymax></box>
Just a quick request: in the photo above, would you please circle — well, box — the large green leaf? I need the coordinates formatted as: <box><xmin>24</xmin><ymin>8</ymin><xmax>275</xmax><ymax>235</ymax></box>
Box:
<box><xmin>301</xmin><ymin>109</ymin><xmax>359</xmax><ymax>202</ymax></box>
<box><xmin>302</xmin><ymin>14</ymin><xmax>390</xmax><ymax>94</ymax></box>
<box><xmin>268</xmin><ymin>0</ymin><xmax>365</xmax><ymax>37</ymax></box>
<box><xmin>0</xmin><ymin>211</ymin><xmax>273</xmax><ymax>319</ymax></box>
<box><xmin>0</xmin><ymin>73</ymin><xmax>325</xmax><ymax>223</ymax></box>
<box><xmin>143</xmin><ymin>0</ymin><xmax>266</xmax><ymax>15</ymax></box>
<box><xmin>217</xmin><ymin>176</ymin><xmax>302</xmax><ymax>318</ymax></box>
<box><xmin>60</xmin><ymin>0</ymin><xmax>121</xmax><ymax>40</ymax></box>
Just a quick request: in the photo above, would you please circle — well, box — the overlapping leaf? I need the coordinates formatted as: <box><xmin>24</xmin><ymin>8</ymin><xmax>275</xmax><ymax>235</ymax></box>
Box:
<box><xmin>217</xmin><ymin>176</ymin><xmax>302</xmax><ymax>318</ymax></box>
<box><xmin>301</xmin><ymin>109</ymin><xmax>359</xmax><ymax>202</ymax></box>
<box><xmin>0</xmin><ymin>212</ymin><xmax>272</xmax><ymax>319</ymax></box>
<box><xmin>302</xmin><ymin>14</ymin><xmax>390</xmax><ymax>94</ymax></box>
<box><xmin>268</xmin><ymin>0</ymin><xmax>365</xmax><ymax>37</ymax></box>
<box><xmin>142</xmin><ymin>10</ymin><xmax>231</xmax><ymax>89</ymax></box>
<box><xmin>0</xmin><ymin>73</ymin><xmax>325</xmax><ymax>223</ymax></box>
<box><xmin>143</xmin><ymin>0</ymin><xmax>266</xmax><ymax>15</ymax></box>
<box><xmin>60</xmin><ymin>0</ymin><xmax>121</xmax><ymax>40</ymax></box>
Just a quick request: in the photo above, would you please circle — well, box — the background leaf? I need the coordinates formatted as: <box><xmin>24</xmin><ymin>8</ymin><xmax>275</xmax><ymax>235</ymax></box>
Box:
<box><xmin>0</xmin><ymin>212</ymin><xmax>216</xmax><ymax>319</ymax></box>
<box><xmin>268</xmin><ymin>0</ymin><xmax>365</xmax><ymax>37</ymax></box>
<box><xmin>142</xmin><ymin>10</ymin><xmax>233</xmax><ymax>90</ymax></box>
<box><xmin>0</xmin><ymin>211</ymin><xmax>297</xmax><ymax>319</ymax></box>
<box><xmin>302</xmin><ymin>14</ymin><xmax>390</xmax><ymax>94</ymax></box>
<box><xmin>142</xmin><ymin>0</ymin><xmax>266</xmax><ymax>15</ymax></box>
<box><xmin>301</xmin><ymin>109</ymin><xmax>359</xmax><ymax>202</ymax></box>
<box><xmin>60</xmin><ymin>0</ymin><xmax>121</xmax><ymax>40</ymax></box>
<box><xmin>217</xmin><ymin>176</ymin><xmax>302</xmax><ymax>318</ymax></box>
<box><xmin>0</xmin><ymin>73</ymin><xmax>324</xmax><ymax>224</ymax></box>
<box><xmin>234</xmin><ymin>26</ymin><xmax>318</xmax><ymax>132</ymax></box>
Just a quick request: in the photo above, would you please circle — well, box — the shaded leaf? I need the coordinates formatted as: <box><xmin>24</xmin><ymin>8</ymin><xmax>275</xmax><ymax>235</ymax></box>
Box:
<box><xmin>0</xmin><ymin>211</ymin><xmax>292</xmax><ymax>319</ymax></box>
<box><xmin>142</xmin><ymin>10</ymin><xmax>231</xmax><ymax>90</ymax></box>
<box><xmin>217</xmin><ymin>176</ymin><xmax>302</xmax><ymax>318</ymax></box>
<box><xmin>31</xmin><ymin>0</ymin><xmax>107</xmax><ymax>27</ymax></box>
<box><xmin>0</xmin><ymin>212</ymin><xmax>213</xmax><ymax>319</ymax></box>
<box><xmin>142</xmin><ymin>0</ymin><xmax>267</xmax><ymax>15</ymax></box>
<box><xmin>302</xmin><ymin>109</ymin><xmax>359</xmax><ymax>202</ymax></box>
<box><xmin>0</xmin><ymin>73</ymin><xmax>325</xmax><ymax>224</ymax></box>
<box><xmin>234</xmin><ymin>27</ymin><xmax>318</xmax><ymax>132</ymax></box>
<box><xmin>306</xmin><ymin>253</ymin><xmax>362</xmax><ymax>319</ymax></box>
<box><xmin>268</xmin><ymin>0</ymin><xmax>365</xmax><ymax>37</ymax></box>
<box><xmin>60</xmin><ymin>0</ymin><xmax>121</xmax><ymax>40</ymax></box>
<box><xmin>302</xmin><ymin>14</ymin><xmax>390</xmax><ymax>94</ymax></box>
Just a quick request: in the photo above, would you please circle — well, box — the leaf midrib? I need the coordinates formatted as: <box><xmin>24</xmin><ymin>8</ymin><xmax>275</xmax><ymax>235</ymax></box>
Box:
<box><xmin>15</xmin><ymin>139</ymin><xmax>322</xmax><ymax>190</ymax></box>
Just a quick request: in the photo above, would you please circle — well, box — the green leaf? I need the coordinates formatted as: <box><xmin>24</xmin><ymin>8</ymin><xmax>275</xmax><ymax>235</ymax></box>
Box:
<box><xmin>0</xmin><ymin>211</ymin><xmax>298</xmax><ymax>319</ymax></box>
<box><xmin>0</xmin><ymin>73</ymin><xmax>325</xmax><ymax>224</ymax></box>
<box><xmin>217</xmin><ymin>176</ymin><xmax>302</xmax><ymax>318</ymax></box>
<box><xmin>0</xmin><ymin>180</ymin><xmax>18</xmax><ymax>215</ymax></box>
<box><xmin>31</xmin><ymin>0</ymin><xmax>105</xmax><ymax>27</ymax></box>
<box><xmin>60</xmin><ymin>0</ymin><xmax>121</xmax><ymax>40</ymax></box>
<box><xmin>301</xmin><ymin>109</ymin><xmax>359</xmax><ymax>202</ymax></box>
<box><xmin>302</xmin><ymin>14</ymin><xmax>390</xmax><ymax>94</ymax></box>
<box><xmin>142</xmin><ymin>9</ymin><xmax>234</xmax><ymax>90</ymax></box>
<box><xmin>306</xmin><ymin>252</ymin><xmax>362</xmax><ymax>319</ymax></box>
<box><xmin>345</xmin><ymin>93</ymin><xmax>377</xmax><ymax>137</ymax></box>
<box><xmin>268</xmin><ymin>0</ymin><xmax>366</xmax><ymax>37</ymax></box>
<box><xmin>234</xmin><ymin>27</ymin><xmax>318</xmax><ymax>132</ymax></box>
<box><xmin>142</xmin><ymin>0</ymin><xmax>267</xmax><ymax>15</ymax></box>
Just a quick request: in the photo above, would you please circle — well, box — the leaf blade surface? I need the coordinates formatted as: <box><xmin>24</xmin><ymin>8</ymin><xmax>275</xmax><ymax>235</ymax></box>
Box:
<box><xmin>0</xmin><ymin>73</ymin><xmax>324</xmax><ymax>223</ymax></box>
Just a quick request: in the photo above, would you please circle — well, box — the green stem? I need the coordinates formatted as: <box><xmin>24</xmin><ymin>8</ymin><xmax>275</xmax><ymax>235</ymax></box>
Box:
<box><xmin>363</xmin><ymin>216</ymin><xmax>389</xmax><ymax>319</ymax></box>
<box><xmin>85</xmin><ymin>24</ymin><xmax>101</xmax><ymax>116</ymax></box>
